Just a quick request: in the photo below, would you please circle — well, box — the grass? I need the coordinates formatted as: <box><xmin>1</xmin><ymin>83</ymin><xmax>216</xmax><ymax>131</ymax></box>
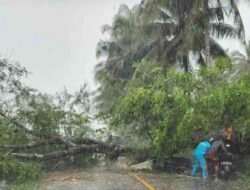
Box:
<box><xmin>10</xmin><ymin>181</ymin><xmax>40</xmax><ymax>190</ymax></box>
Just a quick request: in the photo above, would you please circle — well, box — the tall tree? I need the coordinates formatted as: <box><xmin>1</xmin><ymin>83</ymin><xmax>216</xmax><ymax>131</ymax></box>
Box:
<box><xmin>142</xmin><ymin>0</ymin><xmax>246</xmax><ymax>68</ymax></box>
<box><xmin>96</xmin><ymin>0</ymin><xmax>246</xmax><ymax>79</ymax></box>
<box><xmin>94</xmin><ymin>0</ymin><xmax>247</xmax><ymax>127</ymax></box>
<box><xmin>204</xmin><ymin>0</ymin><xmax>211</xmax><ymax>66</ymax></box>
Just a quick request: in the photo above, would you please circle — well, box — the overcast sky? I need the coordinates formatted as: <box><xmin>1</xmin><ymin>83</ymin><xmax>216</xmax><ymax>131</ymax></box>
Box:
<box><xmin>0</xmin><ymin>0</ymin><xmax>140</xmax><ymax>94</ymax></box>
<box><xmin>0</xmin><ymin>0</ymin><xmax>249</xmax><ymax>94</ymax></box>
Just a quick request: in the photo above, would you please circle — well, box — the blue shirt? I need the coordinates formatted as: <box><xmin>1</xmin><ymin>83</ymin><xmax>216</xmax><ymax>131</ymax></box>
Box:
<box><xmin>194</xmin><ymin>141</ymin><xmax>211</xmax><ymax>155</ymax></box>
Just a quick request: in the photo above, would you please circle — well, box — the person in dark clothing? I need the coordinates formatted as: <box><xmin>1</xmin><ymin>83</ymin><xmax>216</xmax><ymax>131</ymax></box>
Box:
<box><xmin>206</xmin><ymin>139</ymin><xmax>232</xmax><ymax>182</ymax></box>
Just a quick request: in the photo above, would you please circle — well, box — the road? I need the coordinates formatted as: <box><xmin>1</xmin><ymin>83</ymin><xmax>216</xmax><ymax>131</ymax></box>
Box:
<box><xmin>39</xmin><ymin>168</ymin><xmax>249</xmax><ymax>190</ymax></box>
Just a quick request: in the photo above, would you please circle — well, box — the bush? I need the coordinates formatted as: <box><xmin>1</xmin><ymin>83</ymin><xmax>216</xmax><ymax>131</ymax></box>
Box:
<box><xmin>241</xmin><ymin>157</ymin><xmax>250</xmax><ymax>176</ymax></box>
<box><xmin>109</xmin><ymin>59</ymin><xmax>250</xmax><ymax>158</ymax></box>
<box><xmin>0</xmin><ymin>156</ymin><xmax>42</xmax><ymax>183</ymax></box>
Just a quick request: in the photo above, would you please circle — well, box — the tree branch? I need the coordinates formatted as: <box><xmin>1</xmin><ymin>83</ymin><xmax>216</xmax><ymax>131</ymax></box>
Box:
<box><xmin>2</xmin><ymin>138</ymin><xmax>62</xmax><ymax>151</ymax></box>
<box><xmin>10</xmin><ymin>142</ymin><xmax>128</xmax><ymax>161</ymax></box>
<box><xmin>0</xmin><ymin>110</ymin><xmax>35</xmax><ymax>136</ymax></box>
<box><xmin>1</xmin><ymin>136</ymin><xmax>83</xmax><ymax>151</ymax></box>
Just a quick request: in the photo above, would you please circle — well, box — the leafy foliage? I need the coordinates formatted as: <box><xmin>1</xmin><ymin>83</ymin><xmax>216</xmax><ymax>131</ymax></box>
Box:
<box><xmin>0</xmin><ymin>156</ymin><xmax>42</xmax><ymax>183</ymax></box>
<box><xmin>94</xmin><ymin>1</ymin><xmax>248</xmax><ymax>127</ymax></box>
<box><xmin>105</xmin><ymin>59</ymin><xmax>250</xmax><ymax>158</ymax></box>
<box><xmin>0</xmin><ymin>59</ymin><xmax>94</xmax><ymax>183</ymax></box>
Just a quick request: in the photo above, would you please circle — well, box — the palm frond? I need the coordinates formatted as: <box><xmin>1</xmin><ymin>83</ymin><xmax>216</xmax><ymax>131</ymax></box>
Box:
<box><xmin>210</xmin><ymin>37</ymin><xmax>228</xmax><ymax>57</ymax></box>
<box><xmin>113</xmin><ymin>16</ymin><xmax>131</xmax><ymax>33</ymax></box>
<box><xmin>210</xmin><ymin>23</ymin><xmax>238</xmax><ymax>39</ymax></box>
<box><xmin>208</xmin><ymin>6</ymin><xmax>224</xmax><ymax>22</ymax></box>
<box><xmin>117</xmin><ymin>4</ymin><xmax>131</xmax><ymax>17</ymax></box>
<box><xmin>228</xmin><ymin>0</ymin><xmax>246</xmax><ymax>43</ymax></box>
<box><xmin>96</xmin><ymin>40</ymin><xmax>123</xmax><ymax>59</ymax></box>
<box><xmin>158</xmin><ymin>8</ymin><xmax>173</xmax><ymax>22</ymax></box>
<box><xmin>142</xmin><ymin>22</ymin><xmax>177</xmax><ymax>38</ymax></box>
<box><xmin>96</xmin><ymin>40</ymin><xmax>110</xmax><ymax>59</ymax></box>
<box><xmin>215</xmin><ymin>0</ymin><xmax>224</xmax><ymax>21</ymax></box>
<box><xmin>101</xmin><ymin>24</ymin><xmax>112</xmax><ymax>34</ymax></box>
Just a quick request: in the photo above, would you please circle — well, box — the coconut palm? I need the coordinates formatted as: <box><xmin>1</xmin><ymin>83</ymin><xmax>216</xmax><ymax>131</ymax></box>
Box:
<box><xmin>95</xmin><ymin>4</ymin><xmax>149</xmax><ymax>80</ymax></box>
<box><xmin>96</xmin><ymin>0</ymin><xmax>246</xmax><ymax>78</ymax></box>
<box><xmin>94</xmin><ymin>0</ymin><xmax>248</xmax><ymax>115</ymax></box>
<box><xmin>141</xmin><ymin>0</ymin><xmax>246</xmax><ymax>69</ymax></box>
<box><xmin>229</xmin><ymin>41</ymin><xmax>250</xmax><ymax>79</ymax></box>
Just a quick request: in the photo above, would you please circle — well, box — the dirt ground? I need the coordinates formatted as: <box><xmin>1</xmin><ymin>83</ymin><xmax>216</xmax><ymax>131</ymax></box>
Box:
<box><xmin>38</xmin><ymin>168</ymin><xmax>250</xmax><ymax>190</ymax></box>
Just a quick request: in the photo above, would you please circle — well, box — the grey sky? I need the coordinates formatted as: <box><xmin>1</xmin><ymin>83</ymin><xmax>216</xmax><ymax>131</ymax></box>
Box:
<box><xmin>0</xmin><ymin>0</ymin><xmax>249</xmax><ymax>94</ymax></box>
<box><xmin>218</xmin><ymin>1</ymin><xmax>250</xmax><ymax>54</ymax></box>
<box><xmin>0</xmin><ymin>0</ymin><xmax>140</xmax><ymax>94</ymax></box>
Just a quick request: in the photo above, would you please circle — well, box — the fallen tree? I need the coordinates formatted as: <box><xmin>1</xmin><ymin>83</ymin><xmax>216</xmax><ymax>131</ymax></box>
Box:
<box><xmin>2</xmin><ymin>137</ymin><xmax>129</xmax><ymax>162</ymax></box>
<box><xmin>9</xmin><ymin>143</ymin><xmax>125</xmax><ymax>161</ymax></box>
<box><xmin>0</xmin><ymin>109</ymin><xmax>131</xmax><ymax>162</ymax></box>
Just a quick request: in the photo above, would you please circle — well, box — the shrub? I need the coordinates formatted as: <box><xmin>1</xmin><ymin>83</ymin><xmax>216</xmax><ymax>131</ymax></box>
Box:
<box><xmin>0</xmin><ymin>156</ymin><xmax>42</xmax><ymax>183</ymax></box>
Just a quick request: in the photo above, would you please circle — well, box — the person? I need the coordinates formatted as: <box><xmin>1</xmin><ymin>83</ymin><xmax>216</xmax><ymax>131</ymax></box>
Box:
<box><xmin>206</xmin><ymin>129</ymin><xmax>233</xmax><ymax>182</ymax></box>
<box><xmin>225</xmin><ymin>127</ymin><xmax>233</xmax><ymax>140</ymax></box>
<box><xmin>191</xmin><ymin>138</ymin><xmax>213</xmax><ymax>179</ymax></box>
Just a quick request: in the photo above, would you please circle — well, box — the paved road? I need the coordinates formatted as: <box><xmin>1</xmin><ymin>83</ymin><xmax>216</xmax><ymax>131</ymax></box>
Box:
<box><xmin>40</xmin><ymin>170</ymin><xmax>146</xmax><ymax>190</ymax></box>
<box><xmin>39</xmin><ymin>169</ymin><xmax>249</xmax><ymax>190</ymax></box>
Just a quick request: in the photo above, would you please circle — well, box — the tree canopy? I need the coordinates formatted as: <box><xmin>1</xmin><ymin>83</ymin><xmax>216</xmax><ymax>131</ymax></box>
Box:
<box><xmin>1</xmin><ymin>0</ymin><xmax>250</xmax><ymax>187</ymax></box>
<box><xmin>94</xmin><ymin>0</ymin><xmax>250</xmax><ymax>159</ymax></box>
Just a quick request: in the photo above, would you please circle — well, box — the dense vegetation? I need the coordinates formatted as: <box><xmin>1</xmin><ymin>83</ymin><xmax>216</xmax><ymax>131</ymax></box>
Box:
<box><xmin>94</xmin><ymin>0</ymin><xmax>250</xmax><ymax>177</ymax></box>
<box><xmin>104</xmin><ymin>58</ymin><xmax>250</xmax><ymax>155</ymax></box>
<box><xmin>0</xmin><ymin>0</ymin><xmax>250</xmax><ymax>188</ymax></box>
<box><xmin>0</xmin><ymin>59</ymin><xmax>95</xmax><ymax>186</ymax></box>
<box><xmin>95</xmin><ymin>0</ymin><xmax>250</xmax><ymax>153</ymax></box>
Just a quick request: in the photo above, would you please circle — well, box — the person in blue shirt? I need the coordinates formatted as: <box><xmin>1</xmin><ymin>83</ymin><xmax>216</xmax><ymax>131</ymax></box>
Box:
<box><xmin>191</xmin><ymin>138</ymin><xmax>214</xmax><ymax>178</ymax></box>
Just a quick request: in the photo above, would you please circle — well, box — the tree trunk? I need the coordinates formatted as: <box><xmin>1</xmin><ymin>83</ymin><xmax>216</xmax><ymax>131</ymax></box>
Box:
<box><xmin>2</xmin><ymin>134</ymin><xmax>137</xmax><ymax>162</ymax></box>
<box><xmin>182</xmin><ymin>55</ymin><xmax>189</xmax><ymax>72</ymax></box>
<box><xmin>0</xmin><ymin>110</ymin><xmax>152</xmax><ymax>163</ymax></box>
<box><xmin>204</xmin><ymin>0</ymin><xmax>211</xmax><ymax>67</ymax></box>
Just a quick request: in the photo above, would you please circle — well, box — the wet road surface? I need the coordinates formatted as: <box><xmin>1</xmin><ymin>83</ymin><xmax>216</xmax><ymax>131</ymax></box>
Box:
<box><xmin>39</xmin><ymin>169</ymin><xmax>250</xmax><ymax>190</ymax></box>
<box><xmin>40</xmin><ymin>170</ymin><xmax>146</xmax><ymax>190</ymax></box>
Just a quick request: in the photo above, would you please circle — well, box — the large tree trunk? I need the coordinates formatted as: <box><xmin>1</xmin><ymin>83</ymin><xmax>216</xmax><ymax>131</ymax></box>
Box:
<box><xmin>4</xmin><ymin>137</ymin><xmax>130</xmax><ymax>161</ymax></box>
<box><xmin>0</xmin><ymin>110</ymin><xmax>153</xmax><ymax>163</ymax></box>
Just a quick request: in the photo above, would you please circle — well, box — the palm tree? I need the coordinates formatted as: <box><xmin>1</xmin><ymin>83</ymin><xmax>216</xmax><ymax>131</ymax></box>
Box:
<box><xmin>94</xmin><ymin>0</ymin><xmax>247</xmax><ymax>113</ymax></box>
<box><xmin>142</xmin><ymin>0</ymin><xmax>246</xmax><ymax>68</ymax></box>
<box><xmin>204</xmin><ymin>0</ymin><xmax>211</xmax><ymax>66</ymax></box>
<box><xmin>95</xmin><ymin>4</ymin><xmax>148</xmax><ymax>80</ymax></box>
<box><xmin>204</xmin><ymin>0</ymin><xmax>246</xmax><ymax>67</ymax></box>
<box><xmin>229</xmin><ymin>41</ymin><xmax>250</xmax><ymax>79</ymax></box>
<box><xmin>94</xmin><ymin>4</ymin><xmax>143</xmax><ymax>115</ymax></box>
<box><xmin>96</xmin><ymin>0</ymin><xmax>246</xmax><ymax>77</ymax></box>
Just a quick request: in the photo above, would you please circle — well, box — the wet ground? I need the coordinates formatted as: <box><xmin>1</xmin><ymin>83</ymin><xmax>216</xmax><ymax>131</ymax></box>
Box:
<box><xmin>39</xmin><ymin>168</ymin><xmax>250</xmax><ymax>190</ymax></box>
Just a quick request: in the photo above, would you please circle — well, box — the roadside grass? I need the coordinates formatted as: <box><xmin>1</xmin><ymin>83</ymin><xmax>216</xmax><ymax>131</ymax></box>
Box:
<box><xmin>11</xmin><ymin>180</ymin><xmax>40</xmax><ymax>190</ymax></box>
